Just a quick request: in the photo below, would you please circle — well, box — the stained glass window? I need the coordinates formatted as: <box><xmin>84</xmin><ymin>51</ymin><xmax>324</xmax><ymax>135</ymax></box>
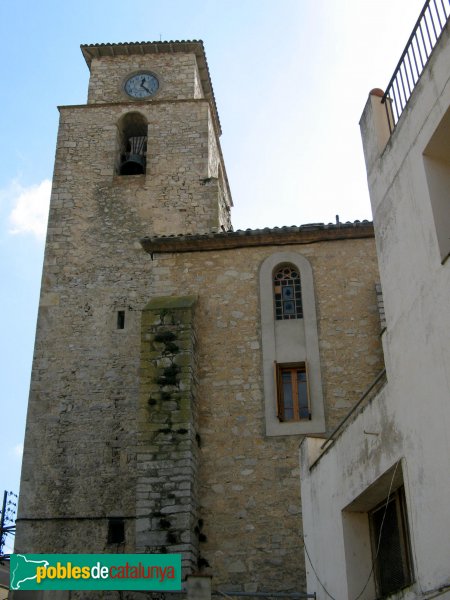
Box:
<box><xmin>273</xmin><ymin>265</ymin><xmax>303</xmax><ymax>320</ymax></box>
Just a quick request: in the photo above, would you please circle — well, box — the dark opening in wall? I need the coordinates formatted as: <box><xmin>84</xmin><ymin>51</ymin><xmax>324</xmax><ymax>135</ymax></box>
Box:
<box><xmin>117</xmin><ymin>112</ymin><xmax>148</xmax><ymax>176</ymax></box>
<box><xmin>423</xmin><ymin>106</ymin><xmax>450</xmax><ymax>264</ymax></box>
<box><xmin>107</xmin><ymin>518</ymin><xmax>125</xmax><ymax>544</ymax></box>
<box><xmin>370</xmin><ymin>486</ymin><xmax>413</xmax><ymax>596</ymax></box>
<box><xmin>117</xmin><ymin>310</ymin><xmax>125</xmax><ymax>329</ymax></box>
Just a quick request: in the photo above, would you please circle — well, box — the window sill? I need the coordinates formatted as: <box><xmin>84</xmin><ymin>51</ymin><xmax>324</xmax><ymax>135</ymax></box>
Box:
<box><xmin>265</xmin><ymin>414</ymin><xmax>325</xmax><ymax>437</ymax></box>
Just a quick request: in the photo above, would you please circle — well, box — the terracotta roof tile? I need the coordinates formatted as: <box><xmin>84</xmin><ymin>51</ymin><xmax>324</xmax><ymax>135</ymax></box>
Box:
<box><xmin>141</xmin><ymin>220</ymin><xmax>374</xmax><ymax>254</ymax></box>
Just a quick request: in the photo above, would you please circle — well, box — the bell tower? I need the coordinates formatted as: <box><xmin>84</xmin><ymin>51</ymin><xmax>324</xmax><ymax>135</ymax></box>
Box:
<box><xmin>79</xmin><ymin>41</ymin><xmax>232</xmax><ymax>236</ymax></box>
<box><xmin>15</xmin><ymin>41</ymin><xmax>232</xmax><ymax>578</ymax></box>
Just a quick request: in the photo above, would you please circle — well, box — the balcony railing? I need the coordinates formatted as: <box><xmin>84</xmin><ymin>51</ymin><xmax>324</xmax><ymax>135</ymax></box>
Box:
<box><xmin>382</xmin><ymin>0</ymin><xmax>450</xmax><ymax>133</ymax></box>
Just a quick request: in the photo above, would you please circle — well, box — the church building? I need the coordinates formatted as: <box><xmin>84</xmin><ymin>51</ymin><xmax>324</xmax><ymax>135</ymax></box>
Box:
<box><xmin>15</xmin><ymin>40</ymin><xmax>385</xmax><ymax>598</ymax></box>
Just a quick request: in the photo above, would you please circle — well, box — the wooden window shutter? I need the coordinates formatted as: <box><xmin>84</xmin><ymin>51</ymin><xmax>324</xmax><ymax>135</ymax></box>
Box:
<box><xmin>305</xmin><ymin>360</ymin><xmax>312</xmax><ymax>419</ymax></box>
<box><xmin>274</xmin><ymin>361</ymin><xmax>284</xmax><ymax>421</ymax></box>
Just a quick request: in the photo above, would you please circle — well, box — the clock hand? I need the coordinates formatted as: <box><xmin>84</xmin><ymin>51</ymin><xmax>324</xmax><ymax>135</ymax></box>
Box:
<box><xmin>140</xmin><ymin>81</ymin><xmax>151</xmax><ymax>93</ymax></box>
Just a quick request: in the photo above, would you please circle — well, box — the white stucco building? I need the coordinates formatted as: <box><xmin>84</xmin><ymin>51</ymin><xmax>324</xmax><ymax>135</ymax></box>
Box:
<box><xmin>300</xmin><ymin>3</ymin><xmax>450</xmax><ymax>599</ymax></box>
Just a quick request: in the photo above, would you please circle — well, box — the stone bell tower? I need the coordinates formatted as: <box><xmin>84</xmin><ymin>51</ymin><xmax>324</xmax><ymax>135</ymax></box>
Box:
<box><xmin>80</xmin><ymin>40</ymin><xmax>232</xmax><ymax>236</ymax></box>
<box><xmin>15</xmin><ymin>41</ymin><xmax>232</xmax><ymax>577</ymax></box>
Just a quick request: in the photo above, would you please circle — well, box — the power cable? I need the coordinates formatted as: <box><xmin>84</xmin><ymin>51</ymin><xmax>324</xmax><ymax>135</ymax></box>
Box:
<box><xmin>402</xmin><ymin>457</ymin><xmax>424</xmax><ymax>596</ymax></box>
<box><xmin>352</xmin><ymin>459</ymin><xmax>400</xmax><ymax>600</ymax></box>
<box><xmin>302</xmin><ymin>537</ymin><xmax>337</xmax><ymax>600</ymax></box>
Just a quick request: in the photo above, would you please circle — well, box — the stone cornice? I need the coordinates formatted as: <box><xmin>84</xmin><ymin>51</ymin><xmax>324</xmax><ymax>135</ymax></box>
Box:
<box><xmin>57</xmin><ymin>97</ymin><xmax>211</xmax><ymax>112</ymax></box>
<box><xmin>141</xmin><ymin>222</ymin><xmax>374</xmax><ymax>255</ymax></box>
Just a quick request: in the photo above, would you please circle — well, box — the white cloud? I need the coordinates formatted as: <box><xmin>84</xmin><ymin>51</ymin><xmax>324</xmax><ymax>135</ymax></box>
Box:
<box><xmin>8</xmin><ymin>179</ymin><xmax>51</xmax><ymax>240</ymax></box>
<box><xmin>13</xmin><ymin>443</ymin><xmax>24</xmax><ymax>458</ymax></box>
<box><xmin>7</xmin><ymin>443</ymin><xmax>23</xmax><ymax>460</ymax></box>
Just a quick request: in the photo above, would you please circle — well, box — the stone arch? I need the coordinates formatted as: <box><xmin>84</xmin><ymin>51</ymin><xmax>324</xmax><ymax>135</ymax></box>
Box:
<box><xmin>116</xmin><ymin>111</ymin><xmax>148</xmax><ymax>175</ymax></box>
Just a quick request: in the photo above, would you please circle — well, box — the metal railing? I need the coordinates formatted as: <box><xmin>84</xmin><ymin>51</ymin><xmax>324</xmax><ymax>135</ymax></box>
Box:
<box><xmin>382</xmin><ymin>0</ymin><xmax>450</xmax><ymax>133</ymax></box>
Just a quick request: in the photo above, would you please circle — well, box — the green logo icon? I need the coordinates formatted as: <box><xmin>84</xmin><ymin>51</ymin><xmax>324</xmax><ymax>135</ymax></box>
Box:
<box><xmin>10</xmin><ymin>554</ymin><xmax>181</xmax><ymax>591</ymax></box>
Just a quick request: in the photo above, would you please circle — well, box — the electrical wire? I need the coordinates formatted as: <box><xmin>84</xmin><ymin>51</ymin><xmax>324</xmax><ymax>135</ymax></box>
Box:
<box><xmin>302</xmin><ymin>537</ymin><xmax>337</xmax><ymax>600</ymax></box>
<box><xmin>401</xmin><ymin>456</ymin><xmax>424</xmax><ymax>596</ymax></box>
<box><xmin>352</xmin><ymin>459</ymin><xmax>401</xmax><ymax>600</ymax></box>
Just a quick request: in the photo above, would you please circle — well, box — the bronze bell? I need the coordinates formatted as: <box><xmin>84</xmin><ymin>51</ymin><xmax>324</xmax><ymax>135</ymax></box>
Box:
<box><xmin>120</xmin><ymin>135</ymin><xmax>147</xmax><ymax>175</ymax></box>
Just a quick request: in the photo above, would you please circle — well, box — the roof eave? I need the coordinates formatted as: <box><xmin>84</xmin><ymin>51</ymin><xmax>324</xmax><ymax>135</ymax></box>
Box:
<box><xmin>140</xmin><ymin>222</ymin><xmax>374</xmax><ymax>255</ymax></box>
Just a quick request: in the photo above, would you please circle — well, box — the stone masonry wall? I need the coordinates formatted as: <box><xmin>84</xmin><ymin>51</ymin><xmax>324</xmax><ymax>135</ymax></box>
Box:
<box><xmin>137</xmin><ymin>296</ymin><xmax>200</xmax><ymax>576</ymax></box>
<box><xmin>16</xmin><ymin>92</ymin><xmax>228</xmax><ymax>556</ymax></box>
<box><xmin>87</xmin><ymin>54</ymin><xmax>203</xmax><ymax>104</ymax></box>
<box><xmin>52</xmin><ymin>101</ymin><xmax>229</xmax><ymax>241</ymax></box>
<box><xmin>145</xmin><ymin>237</ymin><xmax>384</xmax><ymax>592</ymax></box>
<box><xmin>17</xmin><ymin>229</ymin><xmax>382</xmax><ymax>594</ymax></box>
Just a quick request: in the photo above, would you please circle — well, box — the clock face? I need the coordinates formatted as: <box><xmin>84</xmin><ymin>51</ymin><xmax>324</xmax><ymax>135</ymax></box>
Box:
<box><xmin>124</xmin><ymin>72</ymin><xmax>159</xmax><ymax>99</ymax></box>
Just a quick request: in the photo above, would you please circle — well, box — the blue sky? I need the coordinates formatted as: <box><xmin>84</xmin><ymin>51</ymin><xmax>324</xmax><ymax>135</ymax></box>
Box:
<box><xmin>0</xmin><ymin>0</ymin><xmax>425</xmax><ymax>547</ymax></box>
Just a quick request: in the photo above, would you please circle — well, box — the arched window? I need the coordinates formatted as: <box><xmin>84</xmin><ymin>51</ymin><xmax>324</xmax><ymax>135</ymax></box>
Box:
<box><xmin>273</xmin><ymin>264</ymin><xmax>303</xmax><ymax>320</ymax></box>
<box><xmin>117</xmin><ymin>112</ymin><xmax>148</xmax><ymax>176</ymax></box>
<box><xmin>260</xmin><ymin>252</ymin><xmax>324</xmax><ymax>436</ymax></box>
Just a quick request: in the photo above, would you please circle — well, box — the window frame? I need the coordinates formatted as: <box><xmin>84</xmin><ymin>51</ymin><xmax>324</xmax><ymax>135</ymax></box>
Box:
<box><xmin>260</xmin><ymin>252</ymin><xmax>325</xmax><ymax>436</ymax></box>
<box><xmin>275</xmin><ymin>361</ymin><xmax>311</xmax><ymax>422</ymax></box>
<box><xmin>273</xmin><ymin>264</ymin><xmax>303</xmax><ymax>320</ymax></box>
<box><xmin>369</xmin><ymin>486</ymin><xmax>414</xmax><ymax>597</ymax></box>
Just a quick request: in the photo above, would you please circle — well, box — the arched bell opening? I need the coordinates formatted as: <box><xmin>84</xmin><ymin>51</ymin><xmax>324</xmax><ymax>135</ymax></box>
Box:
<box><xmin>117</xmin><ymin>112</ymin><xmax>148</xmax><ymax>176</ymax></box>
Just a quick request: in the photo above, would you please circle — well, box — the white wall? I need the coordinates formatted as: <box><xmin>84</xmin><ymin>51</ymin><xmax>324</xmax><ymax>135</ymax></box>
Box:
<box><xmin>300</xmin><ymin>24</ymin><xmax>450</xmax><ymax>600</ymax></box>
